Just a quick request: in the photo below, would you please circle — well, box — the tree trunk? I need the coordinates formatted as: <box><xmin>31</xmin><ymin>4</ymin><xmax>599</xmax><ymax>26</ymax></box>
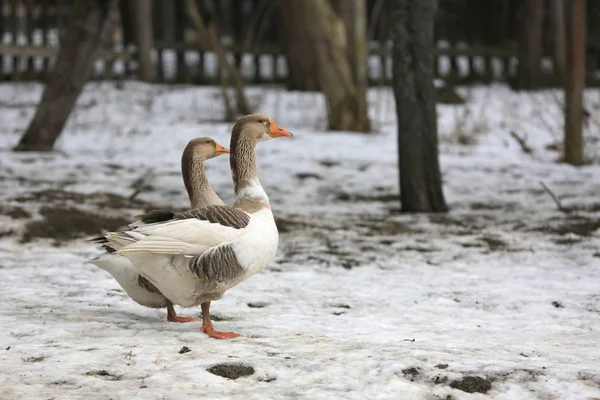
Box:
<box><xmin>391</xmin><ymin>0</ymin><xmax>448</xmax><ymax>212</ymax></box>
<box><xmin>564</xmin><ymin>0</ymin><xmax>586</xmax><ymax>166</ymax></box>
<box><xmin>14</xmin><ymin>0</ymin><xmax>118</xmax><ymax>152</ymax></box>
<box><xmin>278</xmin><ymin>1</ymin><xmax>320</xmax><ymax>91</ymax></box>
<box><xmin>277</xmin><ymin>0</ymin><xmax>370</xmax><ymax>132</ymax></box>
<box><xmin>129</xmin><ymin>0</ymin><xmax>154</xmax><ymax>82</ymax></box>
<box><xmin>186</xmin><ymin>0</ymin><xmax>250</xmax><ymax>117</ymax></box>
<box><xmin>550</xmin><ymin>0</ymin><xmax>567</xmax><ymax>84</ymax></box>
<box><xmin>332</xmin><ymin>0</ymin><xmax>369</xmax><ymax>129</ymax></box>
<box><xmin>515</xmin><ymin>0</ymin><xmax>545</xmax><ymax>90</ymax></box>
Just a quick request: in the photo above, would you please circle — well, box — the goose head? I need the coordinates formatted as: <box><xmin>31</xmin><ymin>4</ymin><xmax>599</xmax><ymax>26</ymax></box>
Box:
<box><xmin>181</xmin><ymin>137</ymin><xmax>229</xmax><ymax>208</ymax></box>
<box><xmin>232</xmin><ymin>114</ymin><xmax>292</xmax><ymax>143</ymax></box>
<box><xmin>183</xmin><ymin>137</ymin><xmax>230</xmax><ymax>162</ymax></box>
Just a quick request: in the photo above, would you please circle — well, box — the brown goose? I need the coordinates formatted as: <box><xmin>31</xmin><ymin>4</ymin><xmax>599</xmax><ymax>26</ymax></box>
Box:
<box><xmin>88</xmin><ymin>137</ymin><xmax>230</xmax><ymax>323</ymax></box>
<box><xmin>99</xmin><ymin>114</ymin><xmax>292</xmax><ymax>339</ymax></box>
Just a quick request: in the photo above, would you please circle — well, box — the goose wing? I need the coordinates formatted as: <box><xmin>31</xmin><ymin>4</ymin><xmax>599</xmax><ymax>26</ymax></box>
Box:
<box><xmin>107</xmin><ymin>205</ymin><xmax>251</xmax><ymax>256</ymax></box>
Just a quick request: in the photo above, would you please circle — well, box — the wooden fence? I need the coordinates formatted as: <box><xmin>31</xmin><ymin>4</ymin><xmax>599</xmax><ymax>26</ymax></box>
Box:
<box><xmin>0</xmin><ymin>0</ymin><xmax>598</xmax><ymax>86</ymax></box>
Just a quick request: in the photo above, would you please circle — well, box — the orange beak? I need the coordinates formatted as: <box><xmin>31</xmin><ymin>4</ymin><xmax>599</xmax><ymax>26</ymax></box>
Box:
<box><xmin>215</xmin><ymin>142</ymin><xmax>230</xmax><ymax>155</ymax></box>
<box><xmin>269</xmin><ymin>118</ymin><xmax>293</xmax><ymax>138</ymax></box>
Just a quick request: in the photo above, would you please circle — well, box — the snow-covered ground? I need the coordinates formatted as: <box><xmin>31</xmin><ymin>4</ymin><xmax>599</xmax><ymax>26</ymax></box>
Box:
<box><xmin>0</xmin><ymin>82</ymin><xmax>599</xmax><ymax>400</ymax></box>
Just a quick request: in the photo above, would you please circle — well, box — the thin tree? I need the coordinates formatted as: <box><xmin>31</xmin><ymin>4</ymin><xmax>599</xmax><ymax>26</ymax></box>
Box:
<box><xmin>276</xmin><ymin>0</ymin><xmax>370</xmax><ymax>132</ymax></box>
<box><xmin>391</xmin><ymin>0</ymin><xmax>448</xmax><ymax>212</ymax></box>
<box><xmin>564</xmin><ymin>0</ymin><xmax>586</xmax><ymax>165</ymax></box>
<box><xmin>550</xmin><ymin>0</ymin><xmax>567</xmax><ymax>84</ymax></box>
<box><xmin>515</xmin><ymin>0</ymin><xmax>545</xmax><ymax>90</ymax></box>
<box><xmin>278</xmin><ymin>0</ymin><xmax>319</xmax><ymax>91</ymax></box>
<box><xmin>14</xmin><ymin>0</ymin><xmax>118</xmax><ymax>152</ymax></box>
<box><xmin>129</xmin><ymin>0</ymin><xmax>154</xmax><ymax>82</ymax></box>
<box><xmin>185</xmin><ymin>0</ymin><xmax>250</xmax><ymax>120</ymax></box>
<box><xmin>332</xmin><ymin>0</ymin><xmax>369</xmax><ymax>130</ymax></box>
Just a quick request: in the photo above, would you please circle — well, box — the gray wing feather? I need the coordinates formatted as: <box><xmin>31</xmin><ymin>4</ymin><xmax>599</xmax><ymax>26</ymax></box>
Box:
<box><xmin>140</xmin><ymin>205</ymin><xmax>250</xmax><ymax>230</ymax></box>
<box><xmin>175</xmin><ymin>205</ymin><xmax>250</xmax><ymax>229</ymax></box>
<box><xmin>137</xmin><ymin>275</ymin><xmax>163</xmax><ymax>294</ymax></box>
<box><xmin>189</xmin><ymin>244</ymin><xmax>244</xmax><ymax>282</ymax></box>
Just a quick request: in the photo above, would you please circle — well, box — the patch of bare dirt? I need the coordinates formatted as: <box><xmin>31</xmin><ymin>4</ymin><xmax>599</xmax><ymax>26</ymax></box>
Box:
<box><xmin>318</xmin><ymin>160</ymin><xmax>340</xmax><ymax>168</ymax></box>
<box><xmin>84</xmin><ymin>370</ymin><xmax>122</xmax><ymax>381</ymax></box>
<box><xmin>21</xmin><ymin>206</ymin><xmax>130</xmax><ymax>243</ymax></box>
<box><xmin>13</xmin><ymin>189</ymin><xmax>88</xmax><ymax>203</ymax></box>
<box><xmin>295</xmin><ymin>172</ymin><xmax>323</xmax><ymax>181</ymax></box>
<box><xmin>0</xmin><ymin>205</ymin><xmax>31</xmax><ymax>219</ymax></box>
<box><xmin>449</xmin><ymin>376</ymin><xmax>492</xmax><ymax>394</ymax></box>
<box><xmin>206</xmin><ymin>363</ymin><xmax>255</xmax><ymax>380</ymax></box>
<box><xmin>0</xmin><ymin>229</ymin><xmax>17</xmax><ymax>239</ymax></box>
<box><xmin>275</xmin><ymin>217</ymin><xmax>314</xmax><ymax>234</ymax></box>
<box><xmin>533</xmin><ymin>216</ymin><xmax>600</xmax><ymax>237</ymax></box>
<box><xmin>247</xmin><ymin>302</ymin><xmax>268</xmax><ymax>308</ymax></box>
<box><xmin>96</xmin><ymin>193</ymin><xmax>149</xmax><ymax>209</ymax></box>
<box><xmin>555</xmin><ymin>219</ymin><xmax>600</xmax><ymax>236</ymax></box>
<box><xmin>12</xmin><ymin>189</ymin><xmax>151</xmax><ymax>210</ymax></box>
<box><xmin>21</xmin><ymin>356</ymin><xmax>46</xmax><ymax>363</ymax></box>
<box><xmin>429</xmin><ymin>213</ymin><xmax>511</xmax><ymax>236</ymax></box>
<box><xmin>362</xmin><ymin>219</ymin><xmax>415</xmax><ymax>236</ymax></box>
<box><xmin>402</xmin><ymin>367</ymin><xmax>420</xmax><ymax>381</ymax></box>
<box><xmin>429</xmin><ymin>214</ymin><xmax>469</xmax><ymax>228</ymax></box>
<box><xmin>469</xmin><ymin>202</ymin><xmax>516</xmax><ymax>211</ymax></box>
<box><xmin>335</xmin><ymin>192</ymin><xmax>399</xmax><ymax>203</ymax></box>
<box><xmin>208</xmin><ymin>313</ymin><xmax>231</xmax><ymax>322</ymax></box>
<box><xmin>480</xmin><ymin>236</ymin><xmax>509</xmax><ymax>251</ymax></box>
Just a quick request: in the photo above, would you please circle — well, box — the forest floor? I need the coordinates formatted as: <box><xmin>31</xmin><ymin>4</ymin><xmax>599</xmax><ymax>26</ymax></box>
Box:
<box><xmin>0</xmin><ymin>82</ymin><xmax>599</xmax><ymax>400</ymax></box>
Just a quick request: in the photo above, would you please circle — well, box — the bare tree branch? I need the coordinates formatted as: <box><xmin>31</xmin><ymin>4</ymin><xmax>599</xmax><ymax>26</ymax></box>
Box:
<box><xmin>185</xmin><ymin>0</ymin><xmax>250</xmax><ymax>117</ymax></box>
<box><xmin>509</xmin><ymin>131</ymin><xmax>533</xmax><ymax>154</ymax></box>
<box><xmin>539</xmin><ymin>181</ymin><xmax>567</xmax><ymax>213</ymax></box>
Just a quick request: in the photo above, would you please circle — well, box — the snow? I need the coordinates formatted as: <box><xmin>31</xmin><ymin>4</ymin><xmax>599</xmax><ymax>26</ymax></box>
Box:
<box><xmin>0</xmin><ymin>82</ymin><xmax>600</xmax><ymax>400</ymax></box>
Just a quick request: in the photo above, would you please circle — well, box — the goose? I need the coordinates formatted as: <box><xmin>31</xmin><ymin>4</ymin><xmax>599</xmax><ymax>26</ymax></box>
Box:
<box><xmin>88</xmin><ymin>137</ymin><xmax>230</xmax><ymax>323</ymax></box>
<box><xmin>98</xmin><ymin>114</ymin><xmax>292</xmax><ymax>339</ymax></box>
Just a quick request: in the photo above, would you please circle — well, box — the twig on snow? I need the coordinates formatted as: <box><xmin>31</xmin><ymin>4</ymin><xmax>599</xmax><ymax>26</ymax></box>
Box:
<box><xmin>509</xmin><ymin>131</ymin><xmax>533</xmax><ymax>154</ymax></box>
<box><xmin>539</xmin><ymin>181</ymin><xmax>567</xmax><ymax>213</ymax></box>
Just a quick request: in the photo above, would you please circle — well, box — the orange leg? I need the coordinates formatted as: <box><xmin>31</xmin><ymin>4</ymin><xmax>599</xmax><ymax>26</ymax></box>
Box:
<box><xmin>200</xmin><ymin>302</ymin><xmax>241</xmax><ymax>339</ymax></box>
<box><xmin>166</xmin><ymin>302</ymin><xmax>199</xmax><ymax>323</ymax></box>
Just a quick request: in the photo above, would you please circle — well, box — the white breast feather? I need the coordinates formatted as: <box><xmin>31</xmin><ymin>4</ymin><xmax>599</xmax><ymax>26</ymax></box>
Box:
<box><xmin>232</xmin><ymin>208</ymin><xmax>279</xmax><ymax>279</ymax></box>
<box><xmin>235</xmin><ymin>178</ymin><xmax>269</xmax><ymax>204</ymax></box>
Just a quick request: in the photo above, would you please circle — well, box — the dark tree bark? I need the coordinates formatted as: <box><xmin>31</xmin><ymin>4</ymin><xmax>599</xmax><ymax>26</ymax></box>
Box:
<box><xmin>332</xmin><ymin>0</ymin><xmax>369</xmax><ymax>129</ymax></box>
<box><xmin>129</xmin><ymin>0</ymin><xmax>154</xmax><ymax>82</ymax></box>
<box><xmin>278</xmin><ymin>1</ymin><xmax>321</xmax><ymax>91</ymax></box>
<box><xmin>277</xmin><ymin>0</ymin><xmax>370</xmax><ymax>132</ymax></box>
<box><xmin>391</xmin><ymin>0</ymin><xmax>448</xmax><ymax>212</ymax></box>
<box><xmin>550</xmin><ymin>0</ymin><xmax>567</xmax><ymax>84</ymax></box>
<box><xmin>515</xmin><ymin>0</ymin><xmax>545</xmax><ymax>90</ymax></box>
<box><xmin>564</xmin><ymin>0</ymin><xmax>586</xmax><ymax>165</ymax></box>
<box><xmin>14</xmin><ymin>0</ymin><xmax>118</xmax><ymax>152</ymax></box>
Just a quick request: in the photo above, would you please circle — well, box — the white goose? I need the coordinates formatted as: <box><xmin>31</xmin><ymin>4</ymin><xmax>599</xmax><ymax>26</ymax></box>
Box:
<box><xmin>97</xmin><ymin>114</ymin><xmax>292</xmax><ymax>339</ymax></box>
<box><xmin>88</xmin><ymin>137</ymin><xmax>230</xmax><ymax>323</ymax></box>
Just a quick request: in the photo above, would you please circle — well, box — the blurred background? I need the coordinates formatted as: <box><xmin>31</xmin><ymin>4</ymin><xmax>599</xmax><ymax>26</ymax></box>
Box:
<box><xmin>0</xmin><ymin>0</ymin><xmax>599</xmax><ymax>87</ymax></box>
